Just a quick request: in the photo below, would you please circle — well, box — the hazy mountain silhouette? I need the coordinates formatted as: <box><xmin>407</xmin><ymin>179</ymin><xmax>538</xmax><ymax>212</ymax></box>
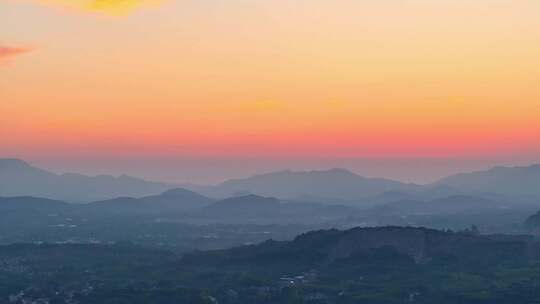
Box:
<box><xmin>200</xmin><ymin>194</ymin><xmax>355</xmax><ymax>222</ymax></box>
<box><xmin>0</xmin><ymin>196</ymin><xmax>71</xmax><ymax>212</ymax></box>
<box><xmin>203</xmin><ymin>195</ymin><xmax>282</xmax><ymax>217</ymax></box>
<box><xmin>0</xmin><ymin>159</ymin><xmax>175</xmax><ymax>202</ymax></box>
<box><xmin>434</xmin><ymin>164</ymin><xmax>540</xmax><ymax>197</ymax></box>
<box><xmin>188</xmin><ymin>168</ymin><xmax>422</xmax><ymax>202</ymax></box>
<box><xmin>5</xmin><ymin>158</ymin><xmax>540</xmax><ymax>206</ymax></box>
<box><xmin>89</xmin><ymin>188</ymin><xmax>214</xmax><ymax>214</ymax></box>
<box><xmin>368</xmin><ymin>195</ymin><xmax>504</xmax><ymax>216</ymax></box>
<box><xmin>143</xmin><ymin>188</ymin><xmax>214</xmax><ymax>208</ymax></box>
<box><xmin>350</xmin><ymin>185</ymin><xmax>467</xmax><ymax>208</ymax></box>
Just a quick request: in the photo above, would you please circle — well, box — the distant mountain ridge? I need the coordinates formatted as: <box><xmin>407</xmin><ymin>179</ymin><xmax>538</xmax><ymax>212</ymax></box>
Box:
<box><xmin>0</xmin><ymin>188</ymin><xmax>214</xmax><ymax>217</ymax></box>
<box><xmin>0</xmin><ymin>159</ymin><xmax>175</xmax><ymax>202</ymax></box>
<box><xmin>89</xmin><ymin>188</ymin><xmax>214</xmax><ymax>214</ymax></box>
<box><xmin>0</xmin><ymin>192</ymin><xmax>353</xmax><ymax>225</ymax></box>
<box><xmin>434</xmin><ymin>164</ymin><xmax>540</xmax><ymax>197</ymax></box>
<box><xmin>198</xmin><ymin>194</ymin><xmax>353</xmax><ymax>222</ymax></box>
<box><xmin>3</xmin><ymin>158</ymin><xmax>540</xmax><ymax>204</ymax></box>
<box><xmin>0</xmin><ymin>196</ymin><xmax>71</xmax><ymax>211</ymax></box>
<box><xmin>187</xmin><ymin>164</ymin><xmax>540</xmax><ymax>204</ymax></box>
<box><xmin>188</xmin><ymin>168</ymin><xmax>422</xmax><ymax>201</ymax></box>
<box><xmin>368</xmin><ymin>195</ymin><xmax>505</xmax><ymax>216</ymax></box>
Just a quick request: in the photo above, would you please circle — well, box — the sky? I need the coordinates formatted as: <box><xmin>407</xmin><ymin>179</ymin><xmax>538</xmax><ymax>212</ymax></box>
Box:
<box><xmin>1</xmin><ymin>0</ymin><xmax>539</xmax><ymax>184</ymax></box>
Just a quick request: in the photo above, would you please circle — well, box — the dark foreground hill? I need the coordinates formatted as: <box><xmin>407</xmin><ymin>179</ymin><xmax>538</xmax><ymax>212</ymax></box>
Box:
<box><xmin>3</xmin><ymin>226</ymin><xmax>540</xmax><ymax>303</ymax></box>
<box><xmin>181</xmin><ymin>226</ymin><xmax>532</xmax><ymax>273</ymax></box>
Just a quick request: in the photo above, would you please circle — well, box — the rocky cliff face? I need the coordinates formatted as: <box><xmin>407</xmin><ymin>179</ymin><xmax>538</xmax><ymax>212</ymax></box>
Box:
<box><xmin>187</xmin><ymin>226</ymin><xmax>532</xmax><ymax>270</ymax></box>
<box><xmin>525</xmin><ymin>211</ymin><xmax>540</xmax><ymax>231</ymax></box>
<box><xmin>298</xmin><ymin>226</ymin><xmax>529</xmax><ymax>264</ymax></box>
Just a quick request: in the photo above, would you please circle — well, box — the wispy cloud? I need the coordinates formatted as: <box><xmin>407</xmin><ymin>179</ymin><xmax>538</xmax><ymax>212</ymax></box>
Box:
<box><xmin>0</xmin><ymin>46</ymin><xmax>32</xmax><ymax>60</ymax></box>
<box><xmin>37</xmin><ymin>0</ymin><xmax>163</xmax><ymax>15</ymax></box>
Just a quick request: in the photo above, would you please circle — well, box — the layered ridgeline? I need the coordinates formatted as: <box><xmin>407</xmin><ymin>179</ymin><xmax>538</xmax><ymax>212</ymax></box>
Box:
<box><xmin>0</xmin><ymin>193</ymin><xmax>355</xmax><ymax>224</ymax></box>
<box><xmin>0</xmin><ymin>188</ymin><xmax>215</xmax><ymax>217</ymax></box>
<box><xmin>2</xmin><ymin>192</ymin><xmax>537</xmax><ymax>252</ymax></box>
<box><xmin>0</xmin><ymin>193</ymin><xmax>332</xmax><ymax>252</ymax></box>
<box><xmin>0</xmin><ymin>159</ymin><xmax>174</xmax><ymax>202</ymax></box>
<box><xmin>187</xmin><ymin>168</ymin><xmax>422</xmax><ymax>202</ymax></box>
<box><xmin>434</xmin><ymin>164</ymin><xmax>540</xmax><ymax>198</ymax></box>
<box><xmin>187</xmin><ymin>165</ymin><xmax>540</xmax><ymax>203</ymax></box>
<box><xmin>1</xmin><ymin>159</ymin><xmax>423</xmax><ymax>203</ymax></box>
<box><xmin>14</xmin><ymin>192</ymin><xmax>513</xmax><ymax>227</ymax></box>
<box><xmin>3</xmin><ymin>227</ymin><xmax>540</xmax><ymax>303</ymax></box>
<box><xmin>367</xmin><ymin>195</ymin><xmax>506</xmax><ymax>216</ymax></box>
<box><xmin>198</xmin><ymin>194</ymin><xmax>353</xmax><ymax>223</ymax></box>
<box><xmin>89</xmin><ymin>188</ymin><xmax>215</xmax><ymax>214</ymax></box>
<box><xmin>3</xmin><ymin>158</ymin><xmax>540</xmax><ymax>204</ymax></box>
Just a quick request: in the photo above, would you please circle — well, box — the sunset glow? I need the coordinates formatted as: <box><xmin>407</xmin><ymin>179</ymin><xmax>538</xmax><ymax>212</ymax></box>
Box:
<box><xmin>33</xmin><ymin>0</ymin><xmax>163</xmax><ymax>14</ymax></box>
<box><xmin>1</xmin><ymin>0</ymin><xmax>539</xmax><ymax>182</ymax></box>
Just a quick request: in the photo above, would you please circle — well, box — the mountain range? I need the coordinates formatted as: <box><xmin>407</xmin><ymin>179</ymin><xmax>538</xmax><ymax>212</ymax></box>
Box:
<box><xmin>2</xmin><ymin>158</ymin><xmax>540</xmax><ymax>204</ymax></box>
<box><xmin>186</xmin><ymin>168</ymin><xmax>422</xmax><ymax>202</ymax></box>
<box><xmin>182</xmin><ymin>166</ymin><xmax>540</xmax><ymax>205</ymax></box>
<box><xmin>199</xmin><ymin>194</ymin><xmax>353</xmax><ymax>223</ymax></box>
<box><xmin>0</xmin><ymin>191</ymin><xmax>354</xmax><ymax>224</ymax></box>
<box><xmin>367</xmin><ymin>195</ymin><xmax>507</xmax><ymax>216</ymax></box>
<box><xmin>0</xmin><ymin>159</ymin><xmax>174</xmax><ymax>202</ymax></box>
<box><xmin>88</xmin><ymin>188</ymin><xmax>215</xmax><ymax>214</ymax></box>
<box><xmin>434</xmin><ymin>164</ymin><xmax>540</xmax><ymax>197</ymax></box>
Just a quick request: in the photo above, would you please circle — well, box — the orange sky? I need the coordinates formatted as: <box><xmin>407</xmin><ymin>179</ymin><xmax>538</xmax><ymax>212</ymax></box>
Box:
<box><xmin>1</xmin><ymin>0</ymin><xmax>539</xmax><ymax>181</ymax></box>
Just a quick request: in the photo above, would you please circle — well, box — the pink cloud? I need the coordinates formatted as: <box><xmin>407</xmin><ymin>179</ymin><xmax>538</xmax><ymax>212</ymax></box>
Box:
<box><xmin>0</xmin><ymin>46</ymin><xmax>32</xmax><ymax>60</ymax></box>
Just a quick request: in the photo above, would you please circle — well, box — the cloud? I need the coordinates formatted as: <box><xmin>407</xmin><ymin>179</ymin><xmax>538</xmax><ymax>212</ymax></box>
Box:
<box><xmin>38</xmin><ymin>0</ymin><xmax>163</xmax><ymax>15</ymax></box>
<box><xmin>89</xmin><ymin>0</ymin><xmax>161</xmax><ymax>14</ymax></box>
<box><xmin>0</xmin><ymin>46</ymin><xmax>32</xmax><ymax>60</ymax></box>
